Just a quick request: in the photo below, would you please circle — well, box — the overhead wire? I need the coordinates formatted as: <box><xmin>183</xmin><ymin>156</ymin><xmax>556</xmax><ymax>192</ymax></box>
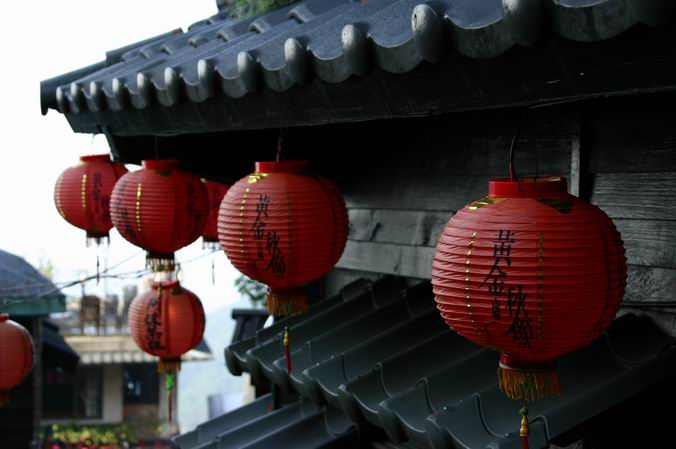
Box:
<box><xmin>0</xmin><ymin>249</ymin><xmax>220</xmax><ymax>306</ymax></box>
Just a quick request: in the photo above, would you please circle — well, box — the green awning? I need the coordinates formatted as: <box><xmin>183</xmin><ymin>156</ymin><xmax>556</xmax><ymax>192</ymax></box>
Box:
<box><xmin>0</xmin><ymin>249</ymin><xmax>66</xmax><ymax>317</ymax></box>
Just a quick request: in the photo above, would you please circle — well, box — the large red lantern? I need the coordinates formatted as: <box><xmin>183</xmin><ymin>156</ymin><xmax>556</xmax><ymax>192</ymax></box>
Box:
<box><xmin>0</xmin><ymin>314</ymin><xmax>34</xmax><ymax>406</ymax></box>
<box><xmin>431</xmin><ymin>177</ymin><xmax>626</xmax><ymax>445</ymax></box>
<box><xmin>218</xmin><ymin>160</ymin><xmax>348</xmax><ymax>316</ymax></box>
<box><xmin>128</xmin><ymin>280</ymin><xmax>205</xmax><ymax>422</ymax></box>
<box><xmin>201</xmin><ymin>179</ymin><xmax>230</xmax><ymax>248</ymax></box>
<box><xmin>110</xmin><ymin>160</ymin><xmax>208</xmax><ymax>271</ymax></box>
<box><xmin>54</xmin><ymin>154</ymin><xmax>128</xmax><ymax>244</ymax></box>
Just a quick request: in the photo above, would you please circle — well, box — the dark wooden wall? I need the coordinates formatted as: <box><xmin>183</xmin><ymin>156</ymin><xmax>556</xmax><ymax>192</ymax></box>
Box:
<box><xmin>316</xmin><ymin>93</ymin><xmax>676</xmax><ymax>336</ymax></box>
<box><xmin>111</xmin><ymin>91</ymin><xmax>676</xmax><ymax>335</ymax></box>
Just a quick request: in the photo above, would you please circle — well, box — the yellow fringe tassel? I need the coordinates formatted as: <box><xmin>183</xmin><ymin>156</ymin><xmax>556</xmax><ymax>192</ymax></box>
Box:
<box><xmin>0</xmin><ymin>390</ymin><xmax>9</xmax><ymax>407</ymax></box>
<box><xmin>497</xmin><ymin>366</ymin><xmax>561</xmax><ymax>400</ymax></box>
<box><xmin>267</xmin><ymin>292</ymin><xmax>308</xmax><ymax>317</ymax></box>
<box><xmin>158</xmin><ymin>357</ymin><xmax>181</xmax><ymax>374</ymax></box>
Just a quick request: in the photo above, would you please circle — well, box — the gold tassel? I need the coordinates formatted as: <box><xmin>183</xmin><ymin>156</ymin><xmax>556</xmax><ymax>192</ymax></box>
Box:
<box><xmin>158</xmin><ymin>357</ymin><xmax>181</xmax><ymax>374</ymax></box>
<box><xmin>520</xmin><ymin>411</ymin><xmax>529</xmax><ymax>437</ymax></box>
<box><xmin>266</xmin><ymin>289</ymin><xmax>308</xmax><ymax>317</ymax></box>
<box><xmin>497</xmin><ymin>365</ymin><xmax>561</xmax><ymax>400</ymax></box>
<box><xmin>520</xmin><ymin>403</ymin><xmax>530</xmax><ymax>449</ymax></box>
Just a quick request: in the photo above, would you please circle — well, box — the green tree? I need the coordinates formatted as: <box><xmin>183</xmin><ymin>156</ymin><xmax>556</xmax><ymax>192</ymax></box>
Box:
<box><xmin>235</xmin><ymin>275</ymin><xmax>267</xmax><ymax>307</ymax></box>
<box><xmin>37</xmin><ymin>255</ymin><xmax>55</xmax><ymax>280</ymax></box>
<box><xmin>228</xmin><ymin>0</ymin><xmax>299</xmax><ymax>18</ymax></box>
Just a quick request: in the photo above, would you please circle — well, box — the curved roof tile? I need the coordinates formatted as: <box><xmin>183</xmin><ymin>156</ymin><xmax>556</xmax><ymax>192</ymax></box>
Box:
<box><xmin>41</xmin><ymin>0</ymin><xmax>676</xmax><ymax>116</ymax></box>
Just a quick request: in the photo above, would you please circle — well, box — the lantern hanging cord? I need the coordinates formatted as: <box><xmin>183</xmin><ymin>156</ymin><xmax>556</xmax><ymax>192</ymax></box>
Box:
<box><xmin>509</xmin><ymin>128</ymin><xmax>520</xmax><ymax>182</ymax></box>
<box><xmin>276</xmin><ymin>127</ymin><xmax>288</xmax><ymax>162</ymax></box>
<box><xmin>0</xmin><ymin>249</ymin><xmax>219</xmax><ymax>304</ymax></box>
<box><xmin>154</xmin><ymin>135</ymin><xmax>160</xmax><ymax>160</ymax></box>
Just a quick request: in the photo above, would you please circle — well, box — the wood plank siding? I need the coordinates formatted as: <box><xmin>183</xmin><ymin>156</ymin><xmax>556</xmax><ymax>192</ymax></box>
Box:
<box><xmin>324</xmin><ymin>94</ymin><xmax>676</xmax><ymax>335</ymax></box>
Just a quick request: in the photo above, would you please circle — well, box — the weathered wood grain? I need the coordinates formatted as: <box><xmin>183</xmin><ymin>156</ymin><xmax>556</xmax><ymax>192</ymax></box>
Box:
<box><xmin>587</xmin><ymin>98</ymin><xmax>676</xmax><ymax>174</ymax></box>
<box><xmin>348</xmin><ymin>209</ymin><xmax>451</xmax><ymax>247</ymax></box>
<box><xmin>346</xmin><ymin>208</ymin><xmax>676</xmax><ymax>269</ymax></box>
<box><xmin>624</xmin><ymin>265</ymin><xmax>676</xmax><ymax>304</ymax></box>
<box><xmin>590</xmin><ymin>173</ymin><xmax>676</xmax><ymax>220</ymax></box>
<box><xmin>343</xmin><ymin>175</ymin><xmax>491</xmax><ymax>212</ymax></box>
<box><xmin>337</xmin><ymin>240</ymin><xmax>676</xmax><ymax>302</ymax></box>
<box><xmin>615</xmin><ymin>219</ymin><xmax>676</xmax><ymax>269</ymax></box>
<box><xmin>336</xmin><ymin>241</ymin><xmax>434</xmax><ymax>280</ymax></box>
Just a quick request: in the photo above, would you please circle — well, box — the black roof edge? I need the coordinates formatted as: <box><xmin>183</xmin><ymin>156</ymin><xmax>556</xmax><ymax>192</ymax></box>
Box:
<box><xmin>40</xmin><ymin>60</ymin><xmax>107</xmax><ymax>115</ymax></box>
<box><xmin>40</xmin><ymin>28</ymin><xmax>183</xmax><ymax>116</ymax></box>
<box><xmin>104</xmin><ymin>28</ymin><xmax>183</xmax><ymax>65</ymax></box>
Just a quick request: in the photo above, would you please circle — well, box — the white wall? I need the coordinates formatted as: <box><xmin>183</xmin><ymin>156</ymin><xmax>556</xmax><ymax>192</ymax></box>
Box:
<box><xmin>101</xmin><ymin>365</ymin><xmax>123</xmax><ymax>423</ymax></box>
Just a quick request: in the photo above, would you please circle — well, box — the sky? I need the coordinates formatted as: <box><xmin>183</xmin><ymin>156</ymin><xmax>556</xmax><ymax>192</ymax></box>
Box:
<box><xmin>0</xmin><ymin>0</ymin><xmax>244</xmax><ymax>313</ymax></box>
<box><xmin>0</xmin><ymin>0</ymin><xmax>260</xmax><ymax>433</ymax></box>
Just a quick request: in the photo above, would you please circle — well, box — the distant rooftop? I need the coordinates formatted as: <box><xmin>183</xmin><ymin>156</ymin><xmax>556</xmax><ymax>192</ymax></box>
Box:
<box><xmin>0</xmin><ymin>249</ymin><xmax>65</xmax><ymax>316</ymax></box>
<box><xmin>65</xmin><ymin>334</ymin><xmax>213</xmax><ymax>365</ymax></box>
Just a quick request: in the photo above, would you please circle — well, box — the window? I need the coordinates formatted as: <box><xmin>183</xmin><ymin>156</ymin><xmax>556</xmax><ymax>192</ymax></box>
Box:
<box><xmin>123</xmin><ymin>364</ymin><xmax>159</xmax><ymax>405</ymax></box>
<box><xmin>43</xmin><ymin>366</ymin><xmax>103</xmax><ymax>419</ymax></box>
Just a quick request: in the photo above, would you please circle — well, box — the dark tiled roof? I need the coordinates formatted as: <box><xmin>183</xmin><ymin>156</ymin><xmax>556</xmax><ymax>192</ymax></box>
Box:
<box><xmin>230</xmin><ymin>308</ymin><xmax>269</xmax><ymax>346</ymax></box>
<box><xmin>175</xmin><ymin>276</ymin><xmax>676</xmax><ymax>449</ymax></box>
<box><xmin>0</xmin><ymin>249</ymin><xmax>65</xmax><ymax>316</ymax></box>
<box><xmin>174</xmin><ymin>393</ymin><xmax>361</xmax><ymax>449</ymax></box>
<box><xmin>41</xmin><ymin>0</ymin><xmax>676</xmax><ymax>116</ymax></box>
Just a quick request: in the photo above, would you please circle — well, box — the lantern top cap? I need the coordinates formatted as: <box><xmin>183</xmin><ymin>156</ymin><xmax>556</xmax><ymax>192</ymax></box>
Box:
<box><xmin>0</xmin><ymin>313</ymin><xmax>7</xmax><ymax>322</ymax></box>
<box><xmin>80</xmin><ymin>154</ymin><xmax>111</xmax><ymax>163</ymax></box>
<box><xmin>489</xmin><ymin>176</ymin><xmax>568</xmax><ymax>198</ymax></box>
<box><xmin>142</xmin><ymin>159</ymin><xmax>181</xmax><ymax>170</ymax></box>
<box><xmin>256</xmin><ymin>160</ymin><xmax>307</xmax><ymax>174</ymax></box>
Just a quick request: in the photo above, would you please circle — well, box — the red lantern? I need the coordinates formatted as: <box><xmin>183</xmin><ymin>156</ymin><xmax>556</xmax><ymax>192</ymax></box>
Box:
<box><xmin>218</xmin><ymin>160</ymin><xmax>348</xmax><ymax>316</ymax></box>
<box><xmin>201</xmin><ymin>179</ymin><xmax>230</xmax><ymax>248</ymax></box>
<box><xmin>110</xmin><ymin>160</ymin><xmax>208</xmax><ymax>271</ymax></box>
<box><xmin>432</xmin><ymin>177</ymin><xmax>627</xmax><ymax>402</ymax></box>
<box><xmin>128</xmin><ymin>280</ymin><xmax>205</xmax><ymax>422</ymax></box>
<box><xmin>54</xmin><ymin>154</ymin><xmax>128</xmax><ymax>244</ymax></box>
<box><xmin>0</xmin><ymin>314</ymin><xmax>34</xmax><ymax>406</ymax></box>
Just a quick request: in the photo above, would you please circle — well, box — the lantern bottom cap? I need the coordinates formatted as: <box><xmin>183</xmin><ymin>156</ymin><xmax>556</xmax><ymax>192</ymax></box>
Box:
<box><xmin>498</xmin><ymin>354</ymin><xmax>561</xmax><ymax>401</ymax></box>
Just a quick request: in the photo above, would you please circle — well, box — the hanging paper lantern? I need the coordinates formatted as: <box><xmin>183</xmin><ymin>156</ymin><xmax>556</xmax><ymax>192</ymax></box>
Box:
<box><xmin>128</xmin><ymin>280</ymin><xmax>205</xmax><ymax>422</ymax></box>
<box><xmin>54</xmin><ymin>154</ymin><xmax>128</xmax><ymax>245</ymax></box>
<box><xmin>432</xmin><ymin>177</ymin><xmax>627</xmax><ymax>402</ymax></box>
<box><xmin>110</xmin><ymin>160</ymin><xmax>208</xmax><ymax>271</ymax></box>
<box><xmin>201</xmin><ymin>179</ymin><xmax>230</xmax><ymax>248</ymax></box>
<box><xmin>218</xmin><ymin>160</ymin><xmax>348</xmax><ymax>317</ymax></box>
<box><xmin>0</xmin><ymin>314</ymin><xmax>34</xmax><ymax>406</ymax></box>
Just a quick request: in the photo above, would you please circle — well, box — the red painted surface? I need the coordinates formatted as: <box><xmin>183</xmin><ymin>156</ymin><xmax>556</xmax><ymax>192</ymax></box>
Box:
<box><xmin>128</xmin><ymin>281</ymin><xmax>204</xmax><ymax>359</ymax></box>
<box><xmin>218</xmin><ymin>160</ymin><xmax>348</xmax><ymax>292</ymax></box>
<box><xmin>53</xmin><ymin>154</ymin><xmax>127</xmax><ymax>239</ymax></box>
<box><xmin>432</xmin><ymin>177</ymin><xmax>627</xmax><ymax>368</ymax></box>
<box><xmin>0</xmin><ymin>315</ymin><xmax>34</xmax><ymax>395</ymax></box>
<box><xmin>110</xmin><ymin>160</ymin><xmax>208</xmax><ymax>260</ymax></box>
<box><xmin>201</xmin><ymin>179</ymin><xmax>229</xmax><ymax>244</ymax></box>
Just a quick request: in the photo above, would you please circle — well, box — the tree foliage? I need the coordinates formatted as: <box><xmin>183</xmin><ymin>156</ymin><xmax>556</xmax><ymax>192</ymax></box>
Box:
<box><xmin>228</xmin><ymin>0</ymin><xmax>299</xmax><ymax>19</ymax></box>
<box><xmin>235</xmin><ymin>275</ymin><xmax>267</xmax><ymax>306</ymax></box>
<box><xmin>41</xmin><ymin>423</ymin><xmax>137</xmax><ymax>448</ymax></box>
